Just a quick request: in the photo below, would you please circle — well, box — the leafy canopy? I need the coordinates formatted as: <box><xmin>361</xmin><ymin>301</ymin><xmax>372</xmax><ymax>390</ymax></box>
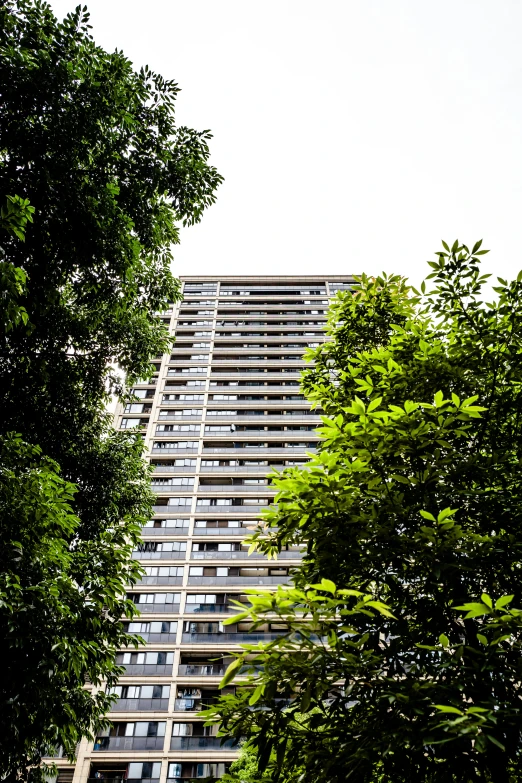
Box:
<box><xmin>206</xmin><ymin>242</ymin><xmax>522</xmax><ymax>783</ymax></box>
<box><xmin>0</xmin><ymin>1</ymin><xmax>222</xmax><ymax>778</ymax></box>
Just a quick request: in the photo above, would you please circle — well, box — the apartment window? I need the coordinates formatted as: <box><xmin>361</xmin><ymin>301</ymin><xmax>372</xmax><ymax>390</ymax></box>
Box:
<box><xmin>159</xmin><ymin>409</ymin><xmax>201</xmax><ymax>417</ymax></box>
<box><xmin>110</xmin><ymin>685</ymin><xmax>170</xmax><ymax>699</ymax></box>
<box><xmin>119</xmin><ymin>651</ymin><xmax>173</xmax><ymax>664</ymax></box>
<box><xmin>143</xmin><ymin>566</ymin><xmax>184</xmax><ymax>577</ymax></box>
<box><xmin>130</xmin><ymin>593</ymin><xmax>181</xmax><ymax>605</ymax></box>
<box><xmin>129</xmin><ymin>762</ymin><xmax>161</xmax><ymax>780</ymax></box>
<box><xmin>143</xmin><ymin>518</ymin><xmax>189</xmax><ymax>529</ymax></box>
<box><xmin>120</xmin><ymin>418</ymin><xmax>143</xmax><ymax>429</ymax></box>
<box><xmin>128</xmin><ymin>621</ymin><xmax>177</xmax><ymax>634</ymax></box>
<box><xmin>158</xmin><ymin>459</ymin><xmax>196</xmax><ymax>467</ymax></box>
<box><xmin>151</xmin><ymin>437</ymin><xmax>198</xmax><ymax>449</ymax></box>
<box><xmin>138</xmin><ymin>541</ymin><xmax>187</xmax><ymax>552</ymax></box>
<box><xmin>167</xmin><ymin>367</ymin><xmax>207</xmax><ymax>374</ymax></box>
<box><xmin>151</xmin><ymin>477</ymin><xmax>194</xmax><ymax>486</ymax></box>
<box><xmin>125</xmin><ymin>403</ymin><xmax>146</xmax><ymax>413</ymax></box>
<box><xmin>156</xmin><ymin>424</ymin><xmax>199</xmax><ymax>433</ymax></box>
<box><xmin>167</xmin><ymin>497</ymin><xmax>191</xmax><ymax>506</ymax></box>
<box><xmin>162</xmin><ymin>394</ymin><xmax>204</xmax><ymax>401</ymax></box>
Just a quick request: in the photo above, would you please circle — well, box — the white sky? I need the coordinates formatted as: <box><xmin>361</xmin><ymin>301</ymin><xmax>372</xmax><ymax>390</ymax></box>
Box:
<box><xmin>49</xmin><ymin>0</ymin><xmax>522</xmax><ymax>287</ymax></box>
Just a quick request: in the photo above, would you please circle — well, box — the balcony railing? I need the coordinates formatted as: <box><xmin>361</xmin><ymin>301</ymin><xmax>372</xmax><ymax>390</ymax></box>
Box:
<box><xmin>183</xmin><ymin>604</ymin><xmax>236</xmax><ymax>614</ymax></box>
<box><xmin>177</xmin><ymin>664</ymin><xmax>227</xmax><ymax>676</ymax></box>
<box><xmin>153</xmin><ymin>506</ymin><xmax>192</xmax><ymax>514</ymax></box>
<box><xmin>120</xmin><ymin>664</ymin><xmax>173</xmax><ymax>676</ymax></box>
<box><xmin>192</xmin><ymin>527</ymin><xmax>252</xmax><ymax>536</ymax></box>
<box><xmin>111</xmin><ymin>698</ymin><xmax>169</xmax><ymax>712</ymax></box>
<box><xmin>136</xmin><ymin>576</ymin><xmax>184</xmax><ymax>586</ymax></box>
<box><xmin>193</xmin><ymin>505</ymin><xmax>268</xmax><ymax>514</ymax></box>
<box><xmin>181</xmin><ymin>632</ymin><xmax>285</xmax><ymax>644</ymax></box>
<box><xmin>151</xmin><ymin>486</ymin><xmax>194</xmax><ymax>494</ymax></box>
<box><xmin>169</xmin><ymin>736</ymin><xmax>237</xmax><ymax>750</ymax></box>
<box><xmin>151</xmin><ymin>447</ymin><xmax>198</xmax><ymax>454</ymax></box>
<box><xmin>130</xmin><ymin>603</ymin><xmax>180</xmax><ymax>613</ymax></box>
<box><xmin>202</xmin><ymin>446</ymin><xmax>315</xmax><ymax>453</ymax></box>
<box><xmin>88</xmin><ymin>779</ymin><xmax>157</xmax><ymax>783</ymax></box>
<box><xmin>141</xmin><ymin>526</ymin><xmax>189</xmax><ymax>536</ymax></box>
<box><xmin>135</xmin><ymin>550</ymin><xmax>187</xmax><ymax>559</ymax></box>
<box><xmin>127</xmin><ymin>632</ymin><xmax>177</xmax><ymax>644</ymax></box>
<box><xmin>187</xmin><ymin>576</ymin><xmax>287</xmax><ymax>585</ymax></box>
<box><xmin>199</xmin><ymin>464</ymin><xmax>285</xmax><ymax>473</ymax></box>
<box><xmin>196</xmin><ymin>485</ymin><xmax>276</xmax><ymax>494</ymax></box>
<box><xmin>93</xmin><ymin>736</ymin><xmax>165</xmax><ymax>751</ymax></box>
<box><xmin>190</xmin><ymin>550</ymin><xmax>301</xmax><ymax>560</ymax></box>
<box><xmin>153</xmin><ymin>465</ymin><xmax>195</xmax><ymax>473</ymax></box>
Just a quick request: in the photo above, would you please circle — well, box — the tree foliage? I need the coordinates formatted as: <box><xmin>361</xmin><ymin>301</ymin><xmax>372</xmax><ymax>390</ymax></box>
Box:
<box><xmin>0</xmin><ymin>0</ymin><xmax>222</xmax><ymax>777</ymax></box>
<box><xmin>206</xmin><ymin>243</ymin><xmax>522</xmax><ymax>783</ymax></box>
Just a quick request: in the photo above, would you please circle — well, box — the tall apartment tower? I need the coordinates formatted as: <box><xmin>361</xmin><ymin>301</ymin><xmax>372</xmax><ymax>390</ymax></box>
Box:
<box><xmin>54</xmin><ymin>276</ymin><xmax>353</xmax><ymax>783</ymax></box>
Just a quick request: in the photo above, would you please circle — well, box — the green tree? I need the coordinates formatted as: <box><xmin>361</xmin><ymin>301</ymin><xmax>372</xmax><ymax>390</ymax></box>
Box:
<box><xmin>0</xmin><ymin>0</ymin><xmax>222</xmax><ymax>777</ymax></box>
<box><xmin>206</xmin><ymin>243</ymin><xmax>522</xmax><ymax>783</ymax></box>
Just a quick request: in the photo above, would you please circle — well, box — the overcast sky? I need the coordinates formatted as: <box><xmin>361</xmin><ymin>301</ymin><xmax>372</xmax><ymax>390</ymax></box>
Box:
<box><xmin>49</xmin><ymin>0</ymin><xmax>522</xmax><ymax>287</ymax></box>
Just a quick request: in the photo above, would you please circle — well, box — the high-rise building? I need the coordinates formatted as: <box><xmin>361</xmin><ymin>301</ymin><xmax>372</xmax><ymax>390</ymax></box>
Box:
<box><xmin>51</xmin><ymin>276</ymin><xmax>354</xmax><ymax>783</ymax></box>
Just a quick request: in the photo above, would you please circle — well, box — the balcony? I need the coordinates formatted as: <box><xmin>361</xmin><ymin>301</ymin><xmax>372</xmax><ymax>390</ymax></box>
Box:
<box><xmin>157</xmin><ymin>414</ymin><xmax>202</xmax><ymax>421</ymax></box>
<box><xmin>137</xmin><ymin>576</ymin><xmax>183</xmax><ymax>586</ymax></box>
<box><xmin>183</xmin><ymin>603</ymin><xmax>236</xmax><ymax>614</ymax></box>
<box><xmin>152</xmin><ymin>465</ymin><xmax>195</xmax><ymax>473</ymax></box>
<box><xmin>170</xmin><ymin>737</ymin><xmax>237</xmax><ymax>750</ymax></box>
<box><xmin>130</xmin><ymin>603</ymin><xmax>180</xmax><ymax>613</ymax></box>
<box><xmin>93</xmin><ymin>736</ymin><xmax>164</xmax><ymax>751</ymax></box>
<box><xmin>181</xmin><ymin>632</ymin><xmax>285</xmax><ymax>644</ymax></box>
<box><xmin>88</xmin><ymin>779</ymin><xmax>158</xmax><ymax>783</ymax></box>
<box><xmin>190</xmin><ymin>550</ymin><xmax>301</xmax><ymax>560</ymax></box>
<box><xmin>135</xmin><ymin>550</ymin><xmax>187</xmax><ymax>560</ymax></box>
<box><xmin>196</xmin><ymin>485</ymin><xmax>275</xmax><ymax>494</ymax></box>
<box><xmin>141</xmin><ymin>526</ymin><xmax>189</xmax><ymax>536</ymax></box>
<box><xmin>127</xmin><ymin>632</ymin><xmax>177</xmax><ymax>644</ymax></box>
<box><xmin>187</xmin><ymin>575</ymin><xmax>287</xmax><ymax>585</ymax></box>
<box><xmin>199</xmin><ymin>464</ymin><xmax>286</xmax><ymax>473</ymax></box>
<box><xmin>121</xmin><ymin>664</ymin><xmax>173</xmax><ymax>676</ymax></box>
<box><xmin>193</xmin><ymin>505</ymin><xmax>268</xmax><ymax>515</ymax></box>
<box><xmin>151</xmin><ymin>447</ymin><xmax>198</xmax><ymax>454</ymax></box>
<box><xmin>153</xmin><ymin>506</ymin><xmax>192</xmax><ymax>514</ymax></box>
<box><xmin>202</xmin><ymin>445</ymin><xmax>315</xmax><ymax>453</ymax></box>
<box><xmin>192</xmin><ymin>526</ymin><xmax>253</xmax><ymax>536</ymax></box>
<box><xmin>111</xmin><ymin>698</ymin><xmax>169</xmax><ymax>712</ymax></box>
<box><xmin>177</xmin><ymin>664</ymin><xmax>227</xmax><ymax>676</ymax></box>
